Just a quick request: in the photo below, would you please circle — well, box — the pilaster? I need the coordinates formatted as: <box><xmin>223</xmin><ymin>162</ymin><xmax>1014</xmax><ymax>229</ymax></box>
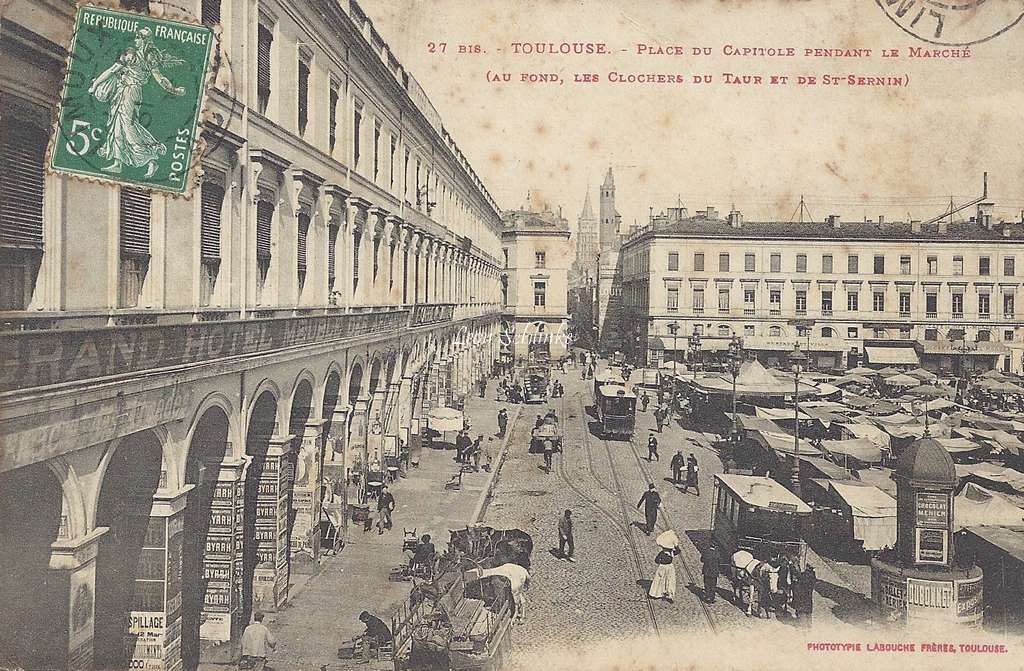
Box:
<box><xmin>48</xmin><ymin>527</ymin><xmax>109</xmax><ymax>671</ymax></box>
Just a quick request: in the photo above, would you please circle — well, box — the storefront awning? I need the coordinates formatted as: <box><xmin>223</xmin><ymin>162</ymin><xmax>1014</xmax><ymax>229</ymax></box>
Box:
<box><xmin>864</xmin><ymin>346</ymin><xmax>919</xmax><ymax>366</ymax></box>
<box><xmin>648</xmin><ymin>336</ymin><xmax>668</xmax><ymax>351</ymax></box>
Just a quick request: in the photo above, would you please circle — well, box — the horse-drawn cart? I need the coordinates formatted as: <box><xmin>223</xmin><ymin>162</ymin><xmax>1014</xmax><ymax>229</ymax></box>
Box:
<box><xmin>391</xmin><ymin>525</ymin><xmax>533</xmax><ymax>671</ymax></box>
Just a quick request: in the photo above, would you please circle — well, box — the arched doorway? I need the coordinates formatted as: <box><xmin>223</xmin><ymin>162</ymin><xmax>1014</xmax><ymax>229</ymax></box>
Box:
<box><xmin>94</xmin><ymin>431</ymin><xmax>164</xmax><ymax>669</ymax></box>
<box><xmin>241</xmin><ymin>391</ymin><xmax>280</xmax><ymax>624</ymax></box>
<box><xmin>182</xmin><ymin>406</ymin><xmax>231</xmax><ymax>667</ymax></box>
<box><xmin>0</xmin><ymin>463</ymin><xmax>64</xmax><ymax>669</ymax></box>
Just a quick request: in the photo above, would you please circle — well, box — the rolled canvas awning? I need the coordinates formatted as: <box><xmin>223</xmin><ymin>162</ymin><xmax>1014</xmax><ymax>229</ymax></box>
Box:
<box><xmin>864</xmin><ymin>346</ymin><xmax>919</xmax><ymax>366</ymax></box>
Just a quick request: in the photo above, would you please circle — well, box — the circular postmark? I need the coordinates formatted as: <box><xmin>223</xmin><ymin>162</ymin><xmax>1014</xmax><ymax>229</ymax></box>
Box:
<box><xmin>48</xmin><ymin>1</ymin><xmax>235</xmax><ymax>197</ymax></box>
<box><xmin>874</xmin><ymin>0</ymin><xmax>1024</xmax><ymax>46</ymax></box>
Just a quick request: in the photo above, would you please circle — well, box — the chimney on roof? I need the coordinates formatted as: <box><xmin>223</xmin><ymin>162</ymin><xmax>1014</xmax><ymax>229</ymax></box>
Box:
<box><xmin>826</xmin><ymin>214</ymin><xmax>840</xmax><ymax>229</ymax></box>
<box><xmin>706</xmin><ymin>206</ymin><xmax>718</xmax><ymax>220</ymax></box>
<box><xmin>937</xmin><ymin>220</ymin><xmax>948</xmax><ymax>234</ymax></box>
<box><xmin>1002</xmin><ymin>222</ymin><xmax>1012</xmax><ymax>238</ymax></box>
<box><xmin>911</xmin><ymin>220</ymin><xmax>922</xmax><ymax>233</ymax></box>
<box><xmin>728</xmin><ymin>209</ymin><xmax>743</xmax><ymax>229</ymax></box>
<box><xmin>977</xmin><ymin>201</ymin><xmax>995</xmax><ymax>230</ymax></box>
<box><xmin>878</xmin><ymin>215</ymin><xmax>885</xmax><ymax>226</ymax></box>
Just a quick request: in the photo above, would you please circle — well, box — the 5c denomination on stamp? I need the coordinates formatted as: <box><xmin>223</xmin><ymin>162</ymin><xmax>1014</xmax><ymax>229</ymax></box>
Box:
<box><xmin>48</xmin><ymin>4</ymin><xmax>214</xmax><ymax>195</ymax></box>
<box><xmin>875</xmin><ymin>0</ymin><xmax>1024</xmax><ymax>46</ymax></box>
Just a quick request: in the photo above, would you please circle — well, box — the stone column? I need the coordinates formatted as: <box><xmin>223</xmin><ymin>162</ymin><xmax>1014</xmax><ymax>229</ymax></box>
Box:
<box><xmin>291</xmin><ymin>419</ymin><xmax>326</xmax><ymax>569</ymax></box>
<box><xmin>121</xmin><ymin>486</ymin><xmax>194</xmax><ymax>671</ymax></box>
<box><xmin>321</xmin><ymin>405</ymin><xmax>350</xmax><ymax>540</ymax></box>
<box><xmin>252</xmin><ymin>435</ymin><xmax>294</xmax><ymax>614</ymax></box>
<box><xmin>397</xmin><ymin>375</ymin><xmax>414</xmax><ymax>447</ymax></box>
<box><xmin>48</xmin><ymin>527</ymin><xmax>108</xmax><ymax>670</ymax></box>
<box><xmin>195</xmin><ymin>458</ymin><xmax>247</xmax><ymax>661</ymax></box>
<box><xmin>348</xmin><ymin>398</ymin><xmax>369</xmax><ymax>489</ymax></box>
<box><xmin>367</xmin><ymin>389</ymin><xmax>387</xmax><ymax>466</ymax></box>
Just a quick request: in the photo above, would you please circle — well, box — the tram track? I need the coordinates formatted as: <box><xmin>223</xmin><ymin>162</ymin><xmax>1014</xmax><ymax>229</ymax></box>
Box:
<box><xmin>625</xmin><ymin>433</ymin><xmax>720</xmax><ymax>635</ymax></box>
<box><xmin>553</xmin><ymin>392</ymin><xmax>661</xmax><ymax>638</ymax></box>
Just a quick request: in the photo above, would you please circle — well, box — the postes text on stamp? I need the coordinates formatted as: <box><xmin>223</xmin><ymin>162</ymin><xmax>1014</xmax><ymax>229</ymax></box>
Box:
<box><xmin>48</xmin><ymin>4</ymin><xmax>214</xmax><ymax>195</ymax></box>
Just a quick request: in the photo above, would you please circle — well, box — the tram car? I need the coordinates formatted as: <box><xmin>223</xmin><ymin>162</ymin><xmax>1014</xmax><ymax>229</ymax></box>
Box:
<box><xmin>592</xmin><ymin>369</ymin><xmax>625</xmax><ymax>399</ymax></box>
<box><xmin>595</xmin><ymin>384</ymin><xmax>636</xmax><ymax>439</ymax></box>
<box><xmin>711</xmin><ymin>474</ymin><xmax>811</xmax><ymax>570</ymax></box>
<box><xmin>523</xmin><ymin>365</ymin><xmax>549</xmax><ymax>403</ymax></box>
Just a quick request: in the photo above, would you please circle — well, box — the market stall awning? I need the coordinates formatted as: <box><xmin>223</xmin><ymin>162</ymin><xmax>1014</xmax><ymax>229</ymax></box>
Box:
<box><xmin>753</xmin><ymin>429</ymin><xmax>822</xmax><ymax>457</ymax></box>
<box><xmin>865</xmin><ymin>347</ymin><xmax>920</xmax><ymax>366</ymax></box>
<box><xmin>954</xmin><ymin>483</ymin><xmax>1024</xmax><ymax>532</ymax></box>
<box><xmin>955</xmin><ymin>463</ymin><xmax>1024</xmax><ymax>494</ymax></box>
<box><xmin>822</xmin><ymin>438</ymin><xmax>884</xmax><ymax>464</ymax></box>
<box><xmin>934</xmin><ymin>438</ymin><xmax>987</xmax><ymax>454</ymax></box>
<box><xmin>648</xmin><ymin>336</ymin><xmax>668</xmax><ymax>351</ymax></box>
<box><xmin>754</xmin><ymin>406</ymin><xmax>817</xmax><ymax>423</ymax></box>
<box><xmin>828</xmin><ymin>481</ymin><xmax>897</xmax><ymax>551</ymax></box>
<box><xmin>885</xmin><ymin>373</ymin><xmax>921</xmax><ymax>387</ymax></box>
<box><xmin>837</xmin><ymin>423</ymin><xmax>891</xmax><ymax>451</ymax></box>
<box><xmin>919</xmin><ymin>341</ymin><xmax>1008</xmax><ymax>355</ymax></box>
<box><xmin>736</xmin><ymin>414</ymin><xmax>784</xmax><ymax>433</ymax></box>
<box><xmin>799</xmin><ymin>455</ymin><xmax>852</xmax><ymax>480</ymax></box>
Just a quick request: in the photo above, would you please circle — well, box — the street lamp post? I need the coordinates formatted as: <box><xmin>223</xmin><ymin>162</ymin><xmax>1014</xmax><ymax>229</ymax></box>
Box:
<box><xmin>953</xmin><ymin>338</ymin><xmax>976</xmax><ymax>403</ymax></box>
<box><xmin>728</xmin><ymin>335</ymin><xmax>744</xmax><ymax>437</ymax></box>
<box><xmin>789</xmin><ymin>342</ymin><xmax>808</xmax><ymax>498</ymax></box>
<box><xmin>688</xmin><ymin>327</ymin><xmax>702</xmax><ymax>374</ymax></box>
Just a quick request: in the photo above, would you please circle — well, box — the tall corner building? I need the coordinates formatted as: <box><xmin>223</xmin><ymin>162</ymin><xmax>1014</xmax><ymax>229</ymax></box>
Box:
<box><xmin>620</xmin><ymin>200</ymin><xmax>1024</xmax><ymax>374</ymax></box>
<box><xmin>0</xmin><ymin>1</ymin><xmax>504</xmax><ymax>669</ymax></box>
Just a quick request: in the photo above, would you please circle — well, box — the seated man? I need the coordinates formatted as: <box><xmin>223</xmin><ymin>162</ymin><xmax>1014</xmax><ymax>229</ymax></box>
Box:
<box><xmin>342</xmin><ymin>610</ymin><xmax>392</xmax><ymax>661</ymax></box>
<box><xmin>410</xmin><ymin>534</ymin><xmax>436</xmax><ymax>573</ymax></box>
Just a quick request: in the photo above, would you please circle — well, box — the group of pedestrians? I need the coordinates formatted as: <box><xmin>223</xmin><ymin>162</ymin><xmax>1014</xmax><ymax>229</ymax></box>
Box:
<box><xmin>455</xmin><ymin>430</ymin><xmax>485</xmax><ymax>471</ymax></box>
<box><xmin>499</xmin><ymin>378</ymin><xmax>525</xmax><ymax>404</ymax></box>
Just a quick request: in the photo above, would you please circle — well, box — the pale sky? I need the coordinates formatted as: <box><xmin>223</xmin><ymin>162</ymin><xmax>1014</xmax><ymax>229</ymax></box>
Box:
<box><xmin>361</xmin><ymin>0</ymin><xmax>1024</xmax><ymax>229</ymax></box>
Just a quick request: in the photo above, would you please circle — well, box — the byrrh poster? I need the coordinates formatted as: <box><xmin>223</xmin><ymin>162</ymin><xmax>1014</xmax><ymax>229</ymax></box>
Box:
<box><xmin>0</xmin><ymin>1</ymin><xmax>1022</xmax><ymax>671</ymax></box>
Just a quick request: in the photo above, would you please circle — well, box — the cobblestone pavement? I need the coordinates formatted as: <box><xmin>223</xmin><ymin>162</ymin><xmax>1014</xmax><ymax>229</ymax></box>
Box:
<box><xmin>483</xmin><ymin>362</ymin><xmax>882</xmax><ymax>668</ymax></box>
<box><xmin>218</xmin><ymin>383</ymin><xmax>520</xmax><ymax>671</ymax></box>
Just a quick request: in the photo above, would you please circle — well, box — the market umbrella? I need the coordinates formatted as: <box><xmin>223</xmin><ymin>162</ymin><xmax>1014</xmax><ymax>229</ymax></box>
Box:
<box><xmin>981</xmin><ymin>369</ymin><xmax>1007</xmax><ymax>381</ymax></box>
<box><xmin>908</xmin><ymin>384</ymin><xmax>952</xmax><ymax>398</ymax></box>
<box><xmin>875</xmin><ymin>367</ymin><xmax>903</xmax><ymax>378</ymax></box>
<box><xmin>655</xmin><ymin>529</ymin><xmax>681</xmax><ymax>549</ymax></box>
<box><xmin>885</xmin><ymin>373</ymin><xmax>920</xmax><ymax>387</ymax></box>
<box><xmin>907</xmin><ymin>367</ymin><xmax>938</xmax><ymax>382</ymax></box>
<box><xmin>834</xmin><ymin>374</ymin><xmax>872</xmax><ymax>387</ymax></box>
<box><xmin>847</xmin><ymin>367</ymin><xmax>877</xmax><ymax>376</ymax></box>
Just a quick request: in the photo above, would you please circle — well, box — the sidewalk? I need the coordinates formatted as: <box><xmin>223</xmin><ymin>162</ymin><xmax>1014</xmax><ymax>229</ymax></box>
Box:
<box><xmin>207</xmin><ymin>381</ymin><xmax>518</xmax><ymax>671</ymax></box>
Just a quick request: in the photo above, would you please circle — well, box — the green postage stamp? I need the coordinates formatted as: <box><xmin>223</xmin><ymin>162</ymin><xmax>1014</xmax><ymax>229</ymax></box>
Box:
<box><xmin>49</xmin><ymin>4</ymin><xmax>215</xmax><ymax>195</ymax></box>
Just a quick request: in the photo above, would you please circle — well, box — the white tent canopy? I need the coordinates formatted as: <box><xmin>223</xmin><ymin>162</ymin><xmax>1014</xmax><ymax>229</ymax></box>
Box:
<box><xmin>954</xmin><ymin>483</ymin><xmax>1024</xmax><ymax>531</ymax></box>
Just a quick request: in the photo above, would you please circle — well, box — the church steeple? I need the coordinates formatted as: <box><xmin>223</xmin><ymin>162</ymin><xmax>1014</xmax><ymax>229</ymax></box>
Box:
<box><xmin>581</xmin><ymin>188</ymin><xmax>594</xmax><ymax>220</ymax></box>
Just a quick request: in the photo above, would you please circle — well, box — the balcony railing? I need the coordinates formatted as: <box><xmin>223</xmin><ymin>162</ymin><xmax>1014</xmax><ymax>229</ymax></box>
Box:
<box><xmin>0</xmin><ymin>302</ymin><xmax>498</xmax><ymax>394</ymax></box>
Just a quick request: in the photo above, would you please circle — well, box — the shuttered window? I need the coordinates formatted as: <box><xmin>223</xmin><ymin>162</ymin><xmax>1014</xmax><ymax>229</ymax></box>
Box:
<box><xmin>201</xmin><ymin>0</ymin><xmax>220</xmax><ymax>24</ymax></box>
<box><xmin>119</xmin><ymin>187</ymin><xmax>151</xmax><ymax>257</ymax></box>
<box><xmin>328</xmin><ymin>223</ymin><xmax>338</xmax><ymax>290</ymax></box>
<box><xmin>200</xmin><ymin>182</ymin><xmax>224</xmax><ymax>260</ymax></box>
<box><xmin>256</xmin><ymin>200</ymin><xmax>273</xmax><ymax>260</ymax></box>
<box><xmin>328</xmin><ymin>87</ymin><xmax>338</xmax><ymax>152</ymax></box>
<box><xmin>257</xmin><ymin>24</ymin><xmax>273</xmax><ymax>112</ymax></box>
<box><xmin>298</xmin><ymin>60</ymin><xmax>310</xmax><ymax>135</ymax></box>
<box><xmin>0</xmin><ymin>119</ymin><xmax>47</xmax><ymax>250</ymax></box>
<box><xmin>296</xmin><ymin>213</ymin><xmax>309</xmax><ymax>275</ymax></box>
<box><xmin>352</xmin><ymin>230</ymin><xmax>361</xmax><ymax>290</ymax></box>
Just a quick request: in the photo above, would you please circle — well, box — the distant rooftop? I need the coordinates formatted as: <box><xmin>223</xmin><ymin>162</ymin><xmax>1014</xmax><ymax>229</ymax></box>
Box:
<box><xmin>626</xmin><ymin>213</ymin><xmax>1023</xmax><ymax>243</ymax></box>
<box><xmin>501</xmin><ymin>205</ymin><xmax>571</xmax><ymax>233</ymax></box>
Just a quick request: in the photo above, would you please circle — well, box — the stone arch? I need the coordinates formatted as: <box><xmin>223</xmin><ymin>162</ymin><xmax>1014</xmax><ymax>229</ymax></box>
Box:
<box><xmin>93</xmin><ymin>428</ymin><xmax>167</xmax><ymax>669</ymax></box>
<box><xmin>241</xmin><ymin>388</ymin><xmax>281</xmax><ymax>624</ymax></box>
<box><xmin>368</xmin><ymin>355</ymin><xmax>385</xmax><ymax>396</ymax></box>
<box><xmin>285</xmin><ymin>369</ymin><xmax>320</xmax><ymax>425</ymax></box>
<box><xmin>319</xmin><ymin>361</ymin><xmax>346</xmax><ymax>412</ymax></box>
<box><xmin>347</xmin><ymin>359</ymin><xmax>366</xmax><ymax>405</ymax></box>
<box><xmin>821</xmin><ymin>327</ymin><xmax>836</xmax><ymax>339</ymax></box>
<box><xmin>245</xmin><ymin>377</ymin><xmax>284</xmax><ymax>436</ymax></box>
<box><xmin>0</xmin><ymin>462</ymin><xmax>66</xmax><ymax>669</ymax></box>
<box><xmin>176</xmin><ymin>391</ymin><xmax>239</xmax><ymax>491</ymax></box>
<box><xmin>45</xmin><ymin>456</ymin><xmax>89</xmax><ymax>541</ymax></box>
<box><xmin>181</xmin><ymin>404</ymin><xmax>233</xmax><ymax>667</ymax></box>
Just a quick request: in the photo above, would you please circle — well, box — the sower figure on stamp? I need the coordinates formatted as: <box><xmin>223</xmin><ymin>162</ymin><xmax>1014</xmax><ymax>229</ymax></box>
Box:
<box><xmin>88</xmin><ymin>27</ymin><xmax>187</xmax><ymax>177</ymax></box>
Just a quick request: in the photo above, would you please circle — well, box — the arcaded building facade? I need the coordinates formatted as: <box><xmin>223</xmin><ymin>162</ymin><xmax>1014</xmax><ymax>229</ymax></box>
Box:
<box><xmin>0</xmin><ymin>1</ymin><xmax>502</xmax><ymax>669</ymax></box>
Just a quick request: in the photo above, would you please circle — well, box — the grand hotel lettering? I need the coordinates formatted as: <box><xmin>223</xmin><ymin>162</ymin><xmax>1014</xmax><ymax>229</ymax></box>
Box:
<box><xmin>0</xmin><ymin>311</ymin><xmax>410</xmax><ymax>392</ymax></box>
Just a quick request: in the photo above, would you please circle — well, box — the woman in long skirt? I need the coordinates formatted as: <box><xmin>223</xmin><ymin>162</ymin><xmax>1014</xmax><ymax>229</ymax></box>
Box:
<box><xmin>648</xmin><ymin>547</ymin><xmax>679</xmax><ymax>603</ymax></box>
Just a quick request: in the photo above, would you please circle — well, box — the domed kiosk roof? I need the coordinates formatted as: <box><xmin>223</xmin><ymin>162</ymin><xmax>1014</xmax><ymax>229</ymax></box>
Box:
<box><xmin>896</xmin><ymin>435</ymin><xmax>957</xmax><ymax>486</ymax></box>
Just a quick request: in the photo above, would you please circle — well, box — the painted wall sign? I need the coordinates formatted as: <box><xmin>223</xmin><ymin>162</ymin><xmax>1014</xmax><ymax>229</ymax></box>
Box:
<box><xmin>0</xmin><ymin>310</ymin><xmax>411</xmax><ymax>393</ymax></box>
